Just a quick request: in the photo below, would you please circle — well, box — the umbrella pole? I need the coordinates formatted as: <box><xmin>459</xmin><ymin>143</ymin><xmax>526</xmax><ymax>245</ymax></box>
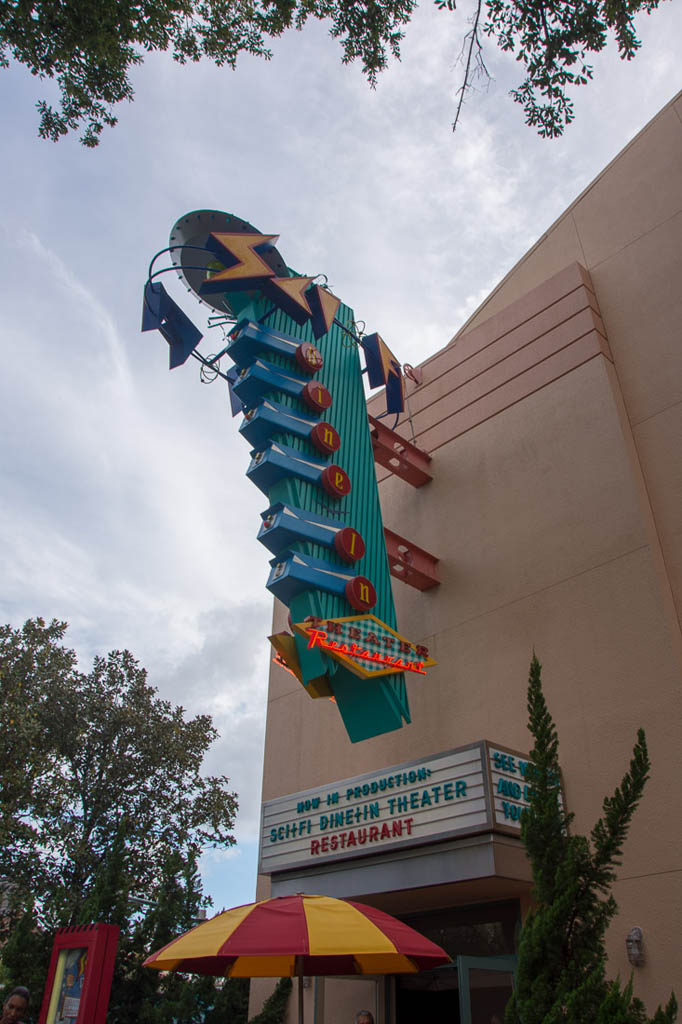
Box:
<box><xmin>295</xmin><ymin>956</ymin><xmax>304</xmax><ymax>1024</ymax></box>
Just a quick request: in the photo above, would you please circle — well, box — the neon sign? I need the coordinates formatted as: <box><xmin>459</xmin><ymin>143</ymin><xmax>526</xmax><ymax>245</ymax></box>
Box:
<box><xmin>143</xmin><ymin>209</ymin><xmax>422</xmax><ymax>742</ymax></box>
<box><xmin>270</xmin><ymin>614</ymin><xmax>437</xmax><ymax>685</ymax></box>
<box><xmin>306</xmin><ymin>629</ymin><xmax>428</xmax><ymax>675</ymax></box>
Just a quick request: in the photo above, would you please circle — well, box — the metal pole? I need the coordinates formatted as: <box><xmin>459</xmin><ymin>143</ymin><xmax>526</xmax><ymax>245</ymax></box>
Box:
<box><xmin>296</xmin><ymin>957</ymin><xmax>304</xmax><ymax>1024</ymax></box>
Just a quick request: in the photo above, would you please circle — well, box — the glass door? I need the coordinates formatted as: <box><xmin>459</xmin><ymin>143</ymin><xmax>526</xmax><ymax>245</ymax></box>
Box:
<box><xmin>456</xmin><ymin>955</ymin><xmax>516</xmax><ymax>1024</ymax></box>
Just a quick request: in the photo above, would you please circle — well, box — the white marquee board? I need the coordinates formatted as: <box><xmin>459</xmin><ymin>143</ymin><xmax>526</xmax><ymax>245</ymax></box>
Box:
<box><xmin>259</xmin><ymin>740</ymin><xmax>533</xmax><ymax>875</ymax></box>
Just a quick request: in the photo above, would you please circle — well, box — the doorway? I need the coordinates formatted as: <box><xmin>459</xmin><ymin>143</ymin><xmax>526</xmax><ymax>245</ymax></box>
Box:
<box><xmin>396</xmin><ymin>962</ymin><xmax>461</xmax><ymax>1024</ymax></box>
<box><xmin>457</xmin><ymin>955</ymin><xmax>516</xmax><ymax>1024</ymax></box>
<box><xmin>395</xmin><ymin>956</ymin><xmax>515</xmax><ymax>1024</ymax></box>
<box><xmin>395</xmin><ymin>901</ymin><xmax>519</xmax><ymax>1024</ymax></box>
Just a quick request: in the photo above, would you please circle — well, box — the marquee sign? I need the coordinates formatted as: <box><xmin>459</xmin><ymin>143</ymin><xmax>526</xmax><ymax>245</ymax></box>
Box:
<box><xmin>142</xmin><ymin>209</ymin><xmax>422</xmax><ymax>742</ymax></box>
<box><xmin>259</xmin><ymin>741</ymin><xmax>535</xmax><ymax>875</ymax></box>
<box><xmin>488</xmin><ymin>744</ymin><xmax>534</xmax><ymax>826</ymax></box>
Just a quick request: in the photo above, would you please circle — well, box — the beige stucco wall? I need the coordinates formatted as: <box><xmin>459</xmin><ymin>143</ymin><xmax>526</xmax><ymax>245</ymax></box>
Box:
<box><xmin>455</xmin><ymin>89</ymin><xmax>682</xmax><ymax>670</ymax></box>
<box><xmin>256</xmin><ymin>91</ymin><xmax>682</xmax><ymax>1017</ymax></box>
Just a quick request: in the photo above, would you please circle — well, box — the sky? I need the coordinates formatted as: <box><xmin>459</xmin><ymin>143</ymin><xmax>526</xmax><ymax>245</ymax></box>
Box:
<box><xmin>1</xmin><ymin>0</ymin><xmax>681</xmax><ymax>916</ymax></box>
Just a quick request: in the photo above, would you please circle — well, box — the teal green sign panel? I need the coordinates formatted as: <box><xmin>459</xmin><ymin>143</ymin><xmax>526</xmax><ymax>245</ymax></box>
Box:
<box><xmin>230</xmin><ymin>302</ymin><xmax>408</xmax><ymax>742</ymax></box>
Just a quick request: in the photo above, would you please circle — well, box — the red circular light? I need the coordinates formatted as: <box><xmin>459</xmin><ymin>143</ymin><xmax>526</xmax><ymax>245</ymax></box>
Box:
<box><xmin>302</xmin><ymin>381</ymin><xmax>332</xmax><ymax>412</ymax></box>
<box><xmin>295</xmin><ymin>342</ymin><xmax>324</xmax><ymax>375</ymax></box>
<box><xmin>334</xmin><ymin>527</ymin><xmax>365</xmax><ymax>563</ymax></box>
<box><xmin>320</xmin><ymin>465</ymin><xmax>351</xmax><ymax>498</ymax></box>
<box><xmin>345</xmin><ymin>576</ymin><xmax>377</xmax><ymax>612</ymax></box>
<box><xmin>310</xmin><ymin>422</ymin><xmax>340</xmax><ymax>455</ymax></box>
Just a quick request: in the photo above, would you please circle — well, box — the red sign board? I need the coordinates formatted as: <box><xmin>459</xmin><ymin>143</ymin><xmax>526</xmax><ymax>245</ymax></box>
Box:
<box><xmin>38</xmin><ymin>924</ymin><xmax>119</xmax><ymax>1024</ymax></box>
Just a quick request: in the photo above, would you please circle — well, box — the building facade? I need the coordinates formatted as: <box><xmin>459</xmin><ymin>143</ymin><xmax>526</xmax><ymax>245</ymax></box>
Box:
<box><xmin>254</xmin><ymin>90</ymin><xmax>682</xmax><ymax>1023</ymax></box>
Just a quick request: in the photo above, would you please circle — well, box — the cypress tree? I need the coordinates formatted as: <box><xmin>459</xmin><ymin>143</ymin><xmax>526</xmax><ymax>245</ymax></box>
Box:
<box><xmin>506</xmin><ymin>654</ymin><xmax>677</xmax><ymax>1024</ymax></box>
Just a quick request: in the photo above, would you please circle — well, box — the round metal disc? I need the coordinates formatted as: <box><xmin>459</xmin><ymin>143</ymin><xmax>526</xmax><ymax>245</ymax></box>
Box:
<box><xmin>169</xmin><ymin>209</ymin><xmax>289</xmax><ymax>315</ymax></box>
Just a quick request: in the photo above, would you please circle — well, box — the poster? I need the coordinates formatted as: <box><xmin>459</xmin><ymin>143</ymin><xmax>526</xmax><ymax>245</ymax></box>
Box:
<box><xmin>46</xmin><ymin>947</ymin><xmax>88</xmax><ymax>1024</ymax></box>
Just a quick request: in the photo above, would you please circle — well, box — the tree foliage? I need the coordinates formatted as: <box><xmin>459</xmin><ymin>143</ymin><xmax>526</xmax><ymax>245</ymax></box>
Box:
<box><xmin>0</xmin><ymin>0</ymin><xmax>663</xmax><ymax>145</ymax></box>
<box><xmin>506</xmin><ymin>653</ymin><xmax>677</xmax><ymax>1024</ymax></box>
<box><xmin>245</xmin><ymin>978</ymin><xmax>293</xmax><ymax>1024</ymax></box>
<box><xmin>0</xmin><ymin>617</ymin><xmax>241</xmax><ymax>1022</ymax></box>
<box><xmin>0</xmin><ymin>0</ymin><xmax>416</xmax><ymax>146</ymax></box>
<box><xmin>0</xmin><ymin>618</ymin><xmax>76</xmax><ymax>891</ymax></box>
<box><xmin>444</xmin><ymin>0</ymin><xmax>663</xmax><ymax>137</ymax></box>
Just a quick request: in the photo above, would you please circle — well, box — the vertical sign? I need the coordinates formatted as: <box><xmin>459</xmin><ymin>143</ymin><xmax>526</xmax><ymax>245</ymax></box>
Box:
<box><xmin>144</xmin><ymin>210</ymin><xmax>412</xmax><ymax>741</ymax></box>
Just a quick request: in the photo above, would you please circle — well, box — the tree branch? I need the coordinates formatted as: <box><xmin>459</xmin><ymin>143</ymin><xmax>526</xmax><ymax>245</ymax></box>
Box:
<box><xmin>452</xmin><ymin>0</ymin><xmax>489</xmax><ymax>132</ymax></box>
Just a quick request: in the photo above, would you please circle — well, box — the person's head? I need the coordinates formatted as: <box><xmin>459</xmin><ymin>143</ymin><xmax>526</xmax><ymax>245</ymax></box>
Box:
<box><xmin>355</xmin><ymin>1012</ymin><xmax>374</xmax><ymax>1024</ymax></box>
<box><xmin>1</xmin><ymin>988</ymin><xmax>29</xmax><ymax>1024</ymax></box>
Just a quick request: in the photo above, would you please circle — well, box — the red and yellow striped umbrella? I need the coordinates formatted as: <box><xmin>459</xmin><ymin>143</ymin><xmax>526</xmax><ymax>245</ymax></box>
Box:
<box><xmin>143</xmin><ymin>893</ymin><xmax>450</xmax><ymax>978</ymax></box>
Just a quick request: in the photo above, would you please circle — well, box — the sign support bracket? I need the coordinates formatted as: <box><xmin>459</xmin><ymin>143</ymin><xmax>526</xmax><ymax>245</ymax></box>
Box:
<box><xmin>369</xmin><ymin>415</ymin><xmax>432</xmax><ymax>487</ymax></box>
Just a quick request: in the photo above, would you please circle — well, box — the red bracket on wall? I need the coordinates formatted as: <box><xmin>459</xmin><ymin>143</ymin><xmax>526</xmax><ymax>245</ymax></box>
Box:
<box><xmin>384</xmin><ymin>527</ymin><xmax>440</xmax><ymax>590</ymax></box>
<box><xmin>369</xmin><ymin>415</ymin><xmax>432</xmax><ymax>487</ymax></box>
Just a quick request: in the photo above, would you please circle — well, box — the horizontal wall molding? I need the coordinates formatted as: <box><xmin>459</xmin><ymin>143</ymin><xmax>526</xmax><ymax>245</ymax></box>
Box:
<box><xmin>372</xmin><ymin>262</ymin><xmax>611</xmax><ymax>476</ymax></box>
